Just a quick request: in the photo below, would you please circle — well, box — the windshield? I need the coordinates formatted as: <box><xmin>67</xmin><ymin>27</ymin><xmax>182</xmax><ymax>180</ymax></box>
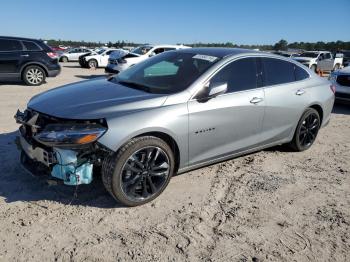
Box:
<box><xmin>299</xmin><ymin>52</ymin><xmax>319</xmax><ymax>58</ymax></box>
<box><xmin>96</xmin><ymin>49</ymin><xmax>106</xmax><ymax>54</ymax></box>
<box><xmin>131</xmin><ymin>45</ymin><xmax>153</xmax><ymax>55</ymax></box>
<box><xmin>112</xmin><ymin>51</ymin><xmax>220</xmax><ymax>94</ymax></box>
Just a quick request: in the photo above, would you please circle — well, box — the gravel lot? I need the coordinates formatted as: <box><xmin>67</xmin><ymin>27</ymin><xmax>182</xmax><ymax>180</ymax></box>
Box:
<box><xmin>0</xmin><ymin>63</ymin><xmax>349</xmax><ymax>261</ymax></box>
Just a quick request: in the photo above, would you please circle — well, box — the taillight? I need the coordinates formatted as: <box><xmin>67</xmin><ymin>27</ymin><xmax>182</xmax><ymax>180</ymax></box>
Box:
<box><xmin>330</xmin><ymin>84</ymin><xmax>336</xmax><ymax>94</ymax></box>
<box><xmin>47</xmin><ymin>52</ymin><xmax>58</xmax><ymax>59</ymax></box>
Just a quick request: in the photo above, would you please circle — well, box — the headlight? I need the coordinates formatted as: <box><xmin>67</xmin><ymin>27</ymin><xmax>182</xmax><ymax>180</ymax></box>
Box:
<box><xmin>328</xmin><ymin>73</ymin><xmax>337</xmax><ymax>82</ymax></box>
<box><xmin>34</xmin><ymin>123</ymin><xmax>107</xmax><ymax>146</ymax></box>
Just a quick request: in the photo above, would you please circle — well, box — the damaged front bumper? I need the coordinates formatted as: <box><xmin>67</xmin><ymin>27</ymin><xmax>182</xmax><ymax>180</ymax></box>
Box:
<box><xmin>15</xmin><ymin>109</ymin><xmax>110</xmax><ymax>186</ymax></box>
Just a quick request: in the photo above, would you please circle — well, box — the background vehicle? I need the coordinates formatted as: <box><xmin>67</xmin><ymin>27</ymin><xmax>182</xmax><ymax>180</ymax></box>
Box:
<box><xmin>329</xmin><ymin>65</ymin><xmax>350</xmax><ymax>102</ymax></box>
<box><xmin>317</xmin><ymin>52</ymin><xmax>343</xmax><ymax>72</ymax></box>
<box><xmin>0</xmin><ymin>36</ymin><xmax>60</xmax><ymax>86</ymax></box>
<box><xmin>105</xmin><ymin>44</ymin><xmax>190</xmax><ymax>74</ymax></box>
<box><xmin>59</xmin><ymin>47</ymin><xmax>92</xmax><ymax>62</ymax></box>
<box><xmin>16</xmin><ymin>48</ymin><xmax>334</xmax><ymax>206</ymax></box>
<box><xmin>293</xmin><ymin>51</ymin><xmax>342</xmax><ymax>72</ymax></box>
<box><xmin>339</xmin><ymin>50</ymin><xmax>350</xmax><ymax>67</ymax></box>
<box><xmin>80</xmin><ymin>48</ymin><xmax>127</xmax><ymax>68</ymax></box>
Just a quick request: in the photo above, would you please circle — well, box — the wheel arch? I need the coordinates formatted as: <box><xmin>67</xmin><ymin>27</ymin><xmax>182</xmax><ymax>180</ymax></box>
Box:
<box><xmin>20</xmin><ymin>62</ymin><xmax>49</xmax><ymax>78</ymax></box>
<box><xmin>133</xmin><ymin>131</ymin><xmax>180</xmax><ymax>173</ymax></box>
<box><xmin>88</xmin><ymin>58</ymin><xmax>98</xmax><ymax>67</ymax></box>
<box><xmin>309</xmin><ymin>104</ymin><xmax>324</xmax><ymax>126</ymax></box>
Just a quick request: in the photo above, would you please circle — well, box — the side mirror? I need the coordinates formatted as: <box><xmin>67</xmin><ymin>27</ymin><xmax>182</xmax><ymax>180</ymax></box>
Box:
<box><xmin>149</xmin><ymin>52</ymin><xmax>156</xmax><ymax>57</ymax></box>
<box><xmin>208</xmin><ymin>82</ymin><xmax>228</xmax><ymax>97</ymax></box>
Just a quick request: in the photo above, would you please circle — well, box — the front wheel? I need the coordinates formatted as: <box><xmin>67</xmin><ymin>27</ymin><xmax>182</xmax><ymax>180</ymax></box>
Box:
<box><xmin>289</xmin><ymin>108</ymin><xmax>321</xmax><ymax>151</ymax></box>
<box><xmin>102</xmin><ymin>136</ymin><xmax>175</xmax><ymax>206</ymax></box>
<box><xmin>88</xmin><ymin>59</ymin><xmax>98</xmax><ymax>68</ymax></box>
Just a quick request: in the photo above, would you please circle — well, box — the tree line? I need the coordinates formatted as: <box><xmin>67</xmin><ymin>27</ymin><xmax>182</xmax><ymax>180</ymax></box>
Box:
<box><xmin>45</xmin><ymin>39</ymin><xmax>350</xmax><ymax>52</ymax></box>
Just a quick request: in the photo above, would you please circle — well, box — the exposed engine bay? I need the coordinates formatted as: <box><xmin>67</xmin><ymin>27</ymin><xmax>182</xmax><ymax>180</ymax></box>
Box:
<box><xmin>15</xmin><ymin>109</ymin><xmax>110</xmax><ymax>185</ymax></box>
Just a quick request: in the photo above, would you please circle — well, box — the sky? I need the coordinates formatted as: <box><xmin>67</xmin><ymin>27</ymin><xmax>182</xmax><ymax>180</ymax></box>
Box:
<box><xmin>1</xmin><ymin>0</ymin><xmax>349</xmax><ymax>45</ymax></box>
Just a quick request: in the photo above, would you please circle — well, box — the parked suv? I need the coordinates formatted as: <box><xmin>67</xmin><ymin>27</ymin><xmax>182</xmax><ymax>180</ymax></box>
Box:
<box><xmin>59</xmin><ymin>47</ymin><xmax>92</xmax><ymax>62</ymax></box>
<box><xmin>0</xmin><ymin>36</ymin><xmax>61</xmax><ymax>86</ymax></box>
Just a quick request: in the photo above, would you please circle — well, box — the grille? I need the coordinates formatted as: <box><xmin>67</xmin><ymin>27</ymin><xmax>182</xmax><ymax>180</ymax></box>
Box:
<box><xmin>336</xmin><ymin>75</ymin><xmax>350</xmax><ymax>87</ymax></box>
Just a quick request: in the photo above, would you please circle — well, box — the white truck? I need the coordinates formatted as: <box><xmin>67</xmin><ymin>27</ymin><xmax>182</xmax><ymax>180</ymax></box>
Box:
<box><xmin>293</xmin><ymin>51</ymin><xmax>343</xmax><ymax>72</ymax></box>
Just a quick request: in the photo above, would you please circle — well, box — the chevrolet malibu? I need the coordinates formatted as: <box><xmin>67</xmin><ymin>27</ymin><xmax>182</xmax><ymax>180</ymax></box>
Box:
<box><xmin>15</xmin><ymin>48</ymin><xmax>335</xmax><ymax>206</ymax></box>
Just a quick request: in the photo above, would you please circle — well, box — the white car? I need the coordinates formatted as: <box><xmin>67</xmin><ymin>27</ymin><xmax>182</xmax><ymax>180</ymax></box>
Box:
<box><xmin>293</xmin><ymin>51</ymin><xmax>343</xmax><ymax>72</ymax></box>
<box><xmin>80</xmin><ymin>49</ymin><xmax>128</xmax><ymax>68</ymax></box>
<box><xmin>59</xmin><ymin>47</ymin><xmax>92</xmax><ymax>62</ymax></box>
<box><xmin>105</xmin><ymin>44</ymin><xmax>191</xmax><ymax>74</ymax></box>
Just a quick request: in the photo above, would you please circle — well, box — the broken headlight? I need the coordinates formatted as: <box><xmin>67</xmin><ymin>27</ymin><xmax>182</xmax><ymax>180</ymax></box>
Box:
<box><xmin>34</xmin><ymin>123</ymin><xmax>107</xmax><ymax>146</ymax></box>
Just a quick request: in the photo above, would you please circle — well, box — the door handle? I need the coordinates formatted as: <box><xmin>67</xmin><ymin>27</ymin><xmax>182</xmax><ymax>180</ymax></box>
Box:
<box><xmin>296</xmin><ymin>89</ymin><xmax>305</xmax><ymax>96</ymax></box>
<box><xmin>21</xmin><ymin>54</ymin><xmax>29</xmax><ymax>57</ymax></box>
<box><xmin>250</xmin><ymin>97</ymin><xmax>264</xmax><ymax>104</ymax></box>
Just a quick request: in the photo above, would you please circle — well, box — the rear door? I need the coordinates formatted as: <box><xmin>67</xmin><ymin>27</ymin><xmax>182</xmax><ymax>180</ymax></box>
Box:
<box><xmin>188</xmin><ymin>57</ymin><xmax>265</xmax><ymax>165</ymax></box>
<box><xmin>260</xmin><ymin>57</ymin><xmax>311</xmax><ymax>144</ymax></box>
<box><xmin>21</xmin><ymin>40</ymin><xmax>43</xmax><ymax>65</ymax></box>
<box><xmin>0</xmin><ymin>38</ymin><xmax>23</xmax><ymax>76</ymax></box>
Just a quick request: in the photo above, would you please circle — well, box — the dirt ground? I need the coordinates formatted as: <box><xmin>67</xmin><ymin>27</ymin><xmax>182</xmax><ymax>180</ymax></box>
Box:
<box><xmin>0</xmin><ymin>63</ymin><xmax>349</xmax><ymax>262</ymax></box>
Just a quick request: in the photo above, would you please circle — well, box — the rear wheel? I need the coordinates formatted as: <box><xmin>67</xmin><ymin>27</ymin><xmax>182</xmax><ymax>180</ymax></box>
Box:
<box><xmin>289</xmin><ymin>108</ymin><xmax>320</xmax><ymax>151</ymax></box>
<box><xmin>102</xmin><ymin>136</ymin><xmax>175</xmax><ymax>206</ymax></box>
<box><xmin>60</xmin><ymin>56</ymin><xmax>68</xmax><ymax>62</ymax></box>
<box><xmin>88</xmin><ymin>59</ymin><xmax>98</xmax><ymax>68</ymax></box>
<box><xmin>22</xmin><ymin>65</ymin><xmax>46</xmax><ymax>86</ymax></box>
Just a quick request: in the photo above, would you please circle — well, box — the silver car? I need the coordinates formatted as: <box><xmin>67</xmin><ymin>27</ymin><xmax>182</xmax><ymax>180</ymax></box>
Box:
<box><xmin>15</xmin><ymin>48</ymin><xmax>335</xmax><ymax>206</ymax></box>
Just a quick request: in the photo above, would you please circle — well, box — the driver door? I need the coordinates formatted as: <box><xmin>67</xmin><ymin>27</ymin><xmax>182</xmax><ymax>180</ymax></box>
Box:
<box><xmin>187</xmin><ymin>57</ymin><xmax>265</xmax><ymax>166</ymax></box>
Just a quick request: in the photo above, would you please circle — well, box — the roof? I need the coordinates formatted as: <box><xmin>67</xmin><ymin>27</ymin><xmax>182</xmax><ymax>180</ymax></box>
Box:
<box><xmin>177</xmin><ymin>47</ymin><xmax>260</xmax><ymax>58</ymax></box>
<box><xmin>0</xmin><ymin>36</ymin><xmax>42</xmax><ymax>42</ymax></box>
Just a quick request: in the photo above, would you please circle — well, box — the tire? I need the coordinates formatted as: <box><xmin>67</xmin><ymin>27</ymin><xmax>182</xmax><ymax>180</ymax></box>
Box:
<box><xmin>88</xmin><ymin>59</ymin><xmax>98</xmax><ymax>68</ymax></box>
<box><xmin>289</xmin><ymin>108</ymin><xmax>321</xmax><ymax>152</ymax></box>
<box><xmin>333</xmin><ymin>64</ymin><xmax>340</xmax><ymax>71</ymax></box>
<box><xmin>22</xmin><ymin>65</ymin><xmax>46</xmax><ymax>86</ymax></box>
<box><xmin>60</xmin><ymin>56</ymin><xmax>68</xmax><ymax>62</ymax></box>
<box><xmin>102</xmin><ymin>136</ymin><xmax>175</xmax><ymax>206</ymax></box>
<box><xmin>310</xmin><ymin>64</ymin><xmax>317</xmax><ymax>73</ymax></box>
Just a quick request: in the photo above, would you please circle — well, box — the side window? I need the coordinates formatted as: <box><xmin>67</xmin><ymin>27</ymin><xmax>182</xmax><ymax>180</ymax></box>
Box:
<box><xmin>210</xmin><ymin>58</ymin><xmax>258</xmax><ymax>93</ymax></box>
<box><xmin>153</xmin><ymin>48</ymin><xmax>165</xmax><ymax>55</ymax></box>
<box><xmin>0</xmin><ymin>39</ymin><xmax>22</xmax><ymax>51</ymax></box>
<box><xmin>22</xmin><ymin>41</ymin><xmax>41</xmax><ymax>51</ymax></box>
<box><xmin>294</xmin><ymin>65</ymin><xmax>309</xmax><ymax>81</ymax></box>
<box><xmin>324</xmin><ymin>53</ymin><xmax>331</xmax><ymax>59</ymax></box>
<box><xmin>105</xmin><ymin>50</ymin><xmax>113</xmax><ymax>55</ymax></box>
<box><xmin>164</xmin><ymin>48</ymin><xmax>176</xmax><ymax>52</ymax></box>
<box><xmin>262</xmin><ymin>58</ymin><xmax>295</xmax><ymax>86</ymax></box>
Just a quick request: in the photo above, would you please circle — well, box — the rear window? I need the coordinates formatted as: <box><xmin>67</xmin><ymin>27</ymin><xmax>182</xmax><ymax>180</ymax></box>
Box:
<box><xmin>262</xmin><ymin>58</ymin><xmax>296</xmax><ymax>86</ymax></box>
<box><xmin>23</xmin><ymin>41</ymin><xmax>41</xmax><ymax>51</ymax></box>
<box><xmin>0</xmin><ymin>39</ymin><xmax>23</xmax><ymax>51</ymax></box>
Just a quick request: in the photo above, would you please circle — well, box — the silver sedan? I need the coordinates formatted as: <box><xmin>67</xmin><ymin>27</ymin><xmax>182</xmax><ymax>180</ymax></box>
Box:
<box><xmin>16</xmin><ymin>48</ymin><xmax>335</xmax><ymax>206</ymax></box>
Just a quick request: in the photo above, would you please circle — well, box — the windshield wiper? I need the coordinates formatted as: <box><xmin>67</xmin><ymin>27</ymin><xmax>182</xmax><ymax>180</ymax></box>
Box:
<box><xmin>116</xmin><ymin>80</ymin><xmax>152</xmax><ymax>93</ymax></box>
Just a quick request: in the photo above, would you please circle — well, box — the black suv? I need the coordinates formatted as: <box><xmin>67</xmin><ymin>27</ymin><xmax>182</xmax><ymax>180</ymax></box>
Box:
<box><xmin>0</xmin><ymin>36</ymin><xmax>61</xmax><ymax>86</ymax></box>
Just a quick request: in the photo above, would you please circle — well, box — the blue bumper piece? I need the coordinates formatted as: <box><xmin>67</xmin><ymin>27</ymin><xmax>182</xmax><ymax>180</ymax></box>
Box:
<box><xmin>51</xmin><ymin>148</ymin><xmax>93</xmax><ymax>186</ymax></box>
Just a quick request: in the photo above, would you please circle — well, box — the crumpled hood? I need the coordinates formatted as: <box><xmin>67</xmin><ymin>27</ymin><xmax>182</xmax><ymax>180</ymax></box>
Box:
<box><xmin>28</xmin><ymin>78</ymin><xmax>167</xmax><ymax>119</ymax></box>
